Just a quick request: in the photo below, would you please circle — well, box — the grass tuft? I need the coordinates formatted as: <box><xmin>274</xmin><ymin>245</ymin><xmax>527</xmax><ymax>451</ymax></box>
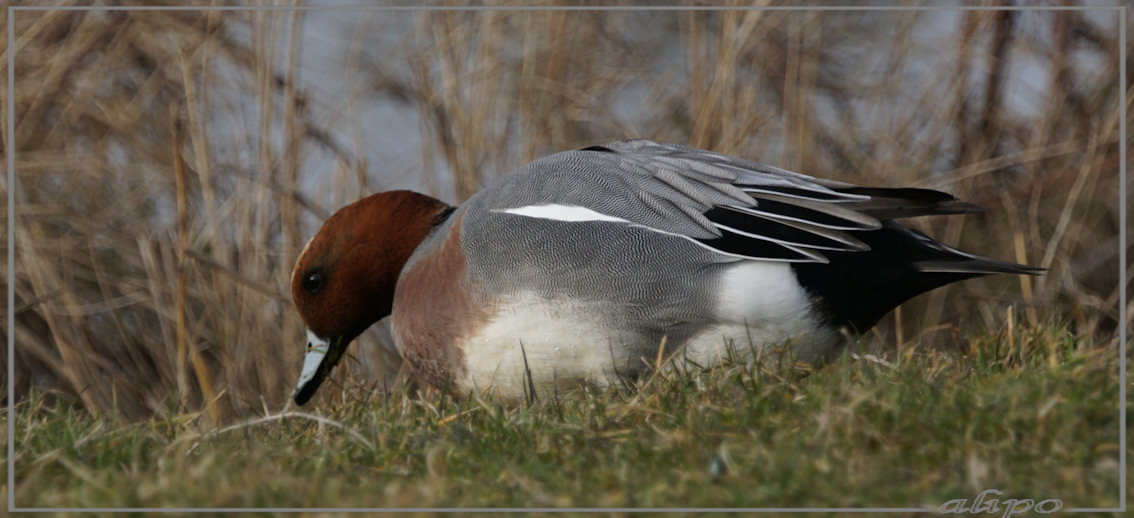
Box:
<box><xmin>7</xmin><ymin>323</ymin><xmax>1120</xmax><ymax>508</ymax></box>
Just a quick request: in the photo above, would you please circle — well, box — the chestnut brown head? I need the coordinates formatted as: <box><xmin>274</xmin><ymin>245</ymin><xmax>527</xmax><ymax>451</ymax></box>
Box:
<box><xmin>290</xmin><ymin>190</ymin><xmax>452</xmax><ymax>404</ymax></box>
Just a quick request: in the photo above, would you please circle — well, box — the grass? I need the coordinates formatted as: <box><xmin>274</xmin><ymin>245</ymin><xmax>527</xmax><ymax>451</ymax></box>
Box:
<box><xmin>7</xmin><ymin>321</ymin><xmax>1121</xmax><ymax>509</ymax></box>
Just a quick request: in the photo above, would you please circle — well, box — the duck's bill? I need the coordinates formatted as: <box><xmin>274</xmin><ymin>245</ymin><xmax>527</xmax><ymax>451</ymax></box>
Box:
<box><xmin>293</xmin><ymin>330</ymin><xmax>350</xmax><ymax>405</ymax></box>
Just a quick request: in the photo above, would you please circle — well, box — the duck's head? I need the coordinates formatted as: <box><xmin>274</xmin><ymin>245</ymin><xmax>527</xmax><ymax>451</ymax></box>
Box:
<box><xmin>290</xmin><ymin>190</ymin><xmax>452</xmax><ymax>405</ymax></box>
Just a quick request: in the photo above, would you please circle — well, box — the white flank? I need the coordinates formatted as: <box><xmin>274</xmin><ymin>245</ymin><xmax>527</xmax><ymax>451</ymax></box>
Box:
<box><xmin>683</xmin><ymin>261</ymin><xmax>839</xmax><ymax>364</ymax></box>
<box><xmin>714</xmin><ymin>261</ymin><xmax>812</xmax><ymax>322</ymax></box>
<box><xmin>496</xmin><ymin>204</ymin><xmax>630</xmax><ymax>223</ymax></box>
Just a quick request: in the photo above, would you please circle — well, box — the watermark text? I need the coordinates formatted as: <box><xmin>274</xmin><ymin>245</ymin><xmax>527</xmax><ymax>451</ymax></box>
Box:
<box><xmin>939</xmin><ymin>489</ymin><xmax>1063</xmax><ymax>517</ymax></box>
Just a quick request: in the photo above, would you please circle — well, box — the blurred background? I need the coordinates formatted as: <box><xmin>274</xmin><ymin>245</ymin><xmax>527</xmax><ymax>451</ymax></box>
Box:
<box><xmin>1</xmin><ymin>1</ymin><xmax>1128</xmax><ymax>422</ymax></box>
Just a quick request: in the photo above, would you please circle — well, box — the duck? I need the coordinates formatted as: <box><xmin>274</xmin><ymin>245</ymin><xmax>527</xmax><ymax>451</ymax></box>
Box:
<box><xmin>289</xmin><ymin>139</ymin><xmax>1041</xmax><ymax>404</ymax></box>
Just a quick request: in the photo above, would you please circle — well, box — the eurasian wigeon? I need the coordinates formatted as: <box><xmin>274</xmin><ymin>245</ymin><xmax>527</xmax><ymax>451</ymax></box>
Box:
<box><xmin>290</xmin><ymin>139</ymin><xmax>1040</xmax><ymax>404</ymax></box>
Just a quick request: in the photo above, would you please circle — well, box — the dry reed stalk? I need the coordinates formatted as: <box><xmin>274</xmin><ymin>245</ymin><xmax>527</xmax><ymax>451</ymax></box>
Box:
<box><xmin>782</xmin><ymin>12</ymin><xmax>802</xmax><ymax>171</ymax></box>
<box><xmin>3</xmin><ymin>6</ymin><xmax>1125</xmax><ymax>420</ymax></box>
<box><xmin>1014</xmin><ymin>231</ymin><xmax>1037</xmax><ymax>327</ymax></box>
<box><xmin>282</xmin><ymin>10</ymin><xmax>305</xmax><ymax>265</ymax></box>
<box><xmin>173</xmin><ymin>107</ymin><xmax>217</xmax><ymax>425</ymax></box>
<box><xmin>173</xmin><ymin>107</ymin><xmax>189</xmax><ymax>404</ymax></box>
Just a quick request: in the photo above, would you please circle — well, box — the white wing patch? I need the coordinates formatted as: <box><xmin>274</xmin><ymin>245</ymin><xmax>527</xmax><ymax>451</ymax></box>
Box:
<box><xmin>495</xmin><ymin>203</ymin><xmax>822</xmax><ymax>263</ymax></box>
<box><xmin>495</xmin><ymin>204</ymin><xmax>631</xmax><ymax>223</ymax></box>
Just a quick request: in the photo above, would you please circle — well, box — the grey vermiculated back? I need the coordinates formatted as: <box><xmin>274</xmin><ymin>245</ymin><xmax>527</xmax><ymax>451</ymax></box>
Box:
<box><xmin>472</xmin><ymin>140</ymin><xmax>874</xmax><ymax>237</ymax></box>
<box><xmin>422</xmin><ymin>139</ymin><xmax>1041</xmax><ymax>339</ymax></box>
<box><xmin>456</xmin><ymin>139</ymin><xmax>876</xmax><ymax>268</ymax></box>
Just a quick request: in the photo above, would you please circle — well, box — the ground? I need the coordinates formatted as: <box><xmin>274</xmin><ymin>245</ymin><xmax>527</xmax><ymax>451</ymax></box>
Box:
<box><xmin>5</xmin><ymin>323</ymin><xmax>1122</xmax><ymax>511</ymax></box>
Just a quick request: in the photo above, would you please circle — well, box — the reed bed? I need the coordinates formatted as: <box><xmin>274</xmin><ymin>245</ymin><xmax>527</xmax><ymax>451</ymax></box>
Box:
<box><xmin>1</xmin><ymin>2</ymin><xmax>1127</xmax><ymax>427</ymax></box>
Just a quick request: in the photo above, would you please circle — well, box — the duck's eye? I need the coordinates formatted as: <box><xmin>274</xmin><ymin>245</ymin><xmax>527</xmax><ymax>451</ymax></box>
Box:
<box><xmin>302</xmin><ymin>270</ymin><xmax>324</xmax><ymax>294</ymax></box>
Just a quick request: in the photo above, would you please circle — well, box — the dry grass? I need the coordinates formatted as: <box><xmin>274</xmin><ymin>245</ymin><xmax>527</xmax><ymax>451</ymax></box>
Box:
<box><xmin>1</xmin><ymin>3</ymin><xmax>1127</xmax><ymax>428</ymax></box>
<box><xmin>7</xmin><ymin>322</ymin><xmax>1120</xmax><ymax>508</ymax></box>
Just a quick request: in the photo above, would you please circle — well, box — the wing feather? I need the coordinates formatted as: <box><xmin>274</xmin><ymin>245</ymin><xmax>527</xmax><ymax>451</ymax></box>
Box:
<box><xmin>491</xmin><ymin>139</ymin><xmax>987</xmax><ymax>264</ymax></box>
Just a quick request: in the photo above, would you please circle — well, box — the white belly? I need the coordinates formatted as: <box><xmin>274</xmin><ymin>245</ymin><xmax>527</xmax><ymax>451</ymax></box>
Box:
<box><xmin>456</xmin><ymin>261</ymin><xmax>842</xmax><ymax>399</ymax></box>
<box><xmin>457</xmin><ymin>292</ymin><xmax>647</xmax><ymax>399</ymax></box>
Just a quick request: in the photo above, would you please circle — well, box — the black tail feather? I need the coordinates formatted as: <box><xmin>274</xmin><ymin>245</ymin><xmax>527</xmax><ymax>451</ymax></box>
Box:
<box><xmin>836</xmin><ymin>186</ymin><xmax>986</xmax><ymax>220</ymax></box>
<box><xmin>915</xmin><ymin>258</ymin><xmax>1045</xmax><ymax>276</ymax></box>
<box><xmin>791</xmin><ymin>220</ymin><xmax>1041</xmax><ymax>332</ymax></box>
